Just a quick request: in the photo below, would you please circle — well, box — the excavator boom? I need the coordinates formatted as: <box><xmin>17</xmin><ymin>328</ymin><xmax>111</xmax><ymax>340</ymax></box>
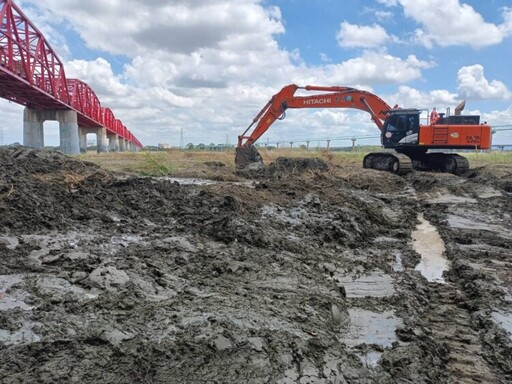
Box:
<box><xmin>238</xmin><ymin>84</ymin><xmax>392</xmax><ymax>148</ymax></box>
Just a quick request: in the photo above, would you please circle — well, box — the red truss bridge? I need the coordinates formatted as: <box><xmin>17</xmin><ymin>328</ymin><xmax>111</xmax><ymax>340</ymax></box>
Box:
<box><xmin>0</xmin><ymin>0</ymin><xmax>142</xmax><ymax>153</ymax></box>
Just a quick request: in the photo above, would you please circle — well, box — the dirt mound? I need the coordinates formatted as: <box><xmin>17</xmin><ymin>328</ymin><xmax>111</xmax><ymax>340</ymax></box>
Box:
<box><xmin>238</xmin><ymin>156</ymin><xmax>329</xmax><ymax>180</ymax></box>
<box><xmin>0</xmin><ymin>145</ymin><xmax>100</xmax><ymax>175</ymax></box>
<box><xmin>268</xmin><ymin>157</ymin><xmax>329</xmax><ymax>173</ymax></box>
<box><xmin>1</xmin><ymin>147</ymin><xmax>511</xmax><ymax>383</ymax></box>
<box><xmin>465</xmin><ymin>165</ymin><xmax>512</xmax><ymax>192</ymax></box>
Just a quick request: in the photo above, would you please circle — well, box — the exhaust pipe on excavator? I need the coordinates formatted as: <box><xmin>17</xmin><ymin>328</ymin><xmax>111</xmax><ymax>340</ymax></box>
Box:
<box><xmin>235</xmin><ymin>145</ymin><xmax>264</xmax><ymax>170</ymax></box>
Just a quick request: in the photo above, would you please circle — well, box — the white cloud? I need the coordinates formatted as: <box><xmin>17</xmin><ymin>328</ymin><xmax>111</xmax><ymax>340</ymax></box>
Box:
<box><xmin>457</xmin><ymin>65</ymin><xmax>512</xmax><ymax>100</ymax></box>
<box><xmin>502</xmin><ymin>7</ymin><xmax>512</xmax><ymax>35</ymax></box>
<box><xmin>319</xmin><ymin>53</ymin><xmax>331</xmax><ymax>63</ymax></box>
<box><xmin>375</xmin><ymin>10</ymin><xmax>394</xmax><ymax>21</ymax></box>
<box><xmin>322</xmin><ymin>52</ymin><xmax>434</xmax><ymax>85</ymax></box>
<box><xmin>66</xmin><ymin>58</ymin><xmax>129</xmax><ymax>97</ymax></box>
<box><xmin>336</xmin><ymin>22</ymin><xmax>390</xmax><ymax>48</ymax></box>
<box><xmin>376</xmin><ymin>0</ymin><xmax>399</xmax><ymax>6</ymax></box>
<box><xmin>481</xmin><ymin>105</ymin><xmax>512</xmax><ymax>126</ymax></box>
<box><xmin>380</xmin><ymin>0</ymin><xmax>512</xmax><ymax>48</ymax></box>
<box><xmin>386</xmin><ymin>85</ymin><xmax>459</xmax><ymax>111</ymax></box>
<box><xmin>25</xmin><ymin>0</ymin><xmax>285</xmax><ymax>57</ymax></box>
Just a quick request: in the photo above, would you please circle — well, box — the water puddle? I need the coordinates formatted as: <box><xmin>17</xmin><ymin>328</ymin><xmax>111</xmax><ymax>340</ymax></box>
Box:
<box><xmin>359</xmin><ymin>351</ymin><xmax>382</xmax><ymax>368</ymax></box>
<box><xmin>20</xmin><ymin>232</ymin><xmax>98</xmax><ymax>265</ymax></box>
<box><xmin>163</xmin><ymin>177</ymin><xmax>254</xmax><ymax>188</ymax></box>
<box><xmin>103</xmin><ymin>234</ymin><xmax>149</xmax><ymax>255</ymax></box>
<box><xmin>0</xmin><ymin>321</ymin><xmax>42</xmax><ymax>345</ymax></box>
<box><xmin>165</xmin><ymin>177</ymin><xmax>217</xmax><ymax>185</ymax></box>
<box><xmin>412</xmin><ymin>214</ymin><xmax>449</xmax><ymax>283</ymax></box>
<box><xmin>492</xmin><ymin>311</ymin><xmax>512</xmax><ymax>341</ymax></box>
<box><xmin>343</xmin><ymin>308</ymin><xmax>402</xmax><ymax>348</ymax></box>
<box><xmin>261</xmin><ymin>204</ymin><xmax>305</xmax><ymax>225</ymax></box>
<box><xmin>110</xmin><ymin>234</ymin><xmax>143</xmax><ymax>246</ymax></box>
<box><xmin>37</xmin><ymin>276</ymin><xmax>99</xmax><ymax>300</ymax></box>
<box><xmin>0</xmin><ymin>275</ymin><xmax>33</xmax><ymax>311</ymax></box>
<box><xmin>503</xmin><ymin>288</ymin><xmax>512</xmax><ymax>303</ymax></box>
<box><xmin>0</xmin><ymin>236</ymin><xmax>19</xmax><ymax>250</ymax></box>
<box><xmin>335</xmin><ymin>271</ymin><xmax>395</xmax><ymax>298</ymax></box>
<box><xmin>393</xmin><ymin>252</ymin><xmax>404</xmax><ymax>272</ymax></box>
<box><xmin>373</xmin><ymin>236</ymin><xmax>400</xmax><ymax>244</ymax></box>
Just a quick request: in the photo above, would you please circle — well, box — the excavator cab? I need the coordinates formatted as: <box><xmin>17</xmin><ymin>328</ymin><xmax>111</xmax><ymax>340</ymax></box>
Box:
<box><xmin>381</xmin><ymin>109</ymin><xmax>420</xmax><ymax>148</ymax></box>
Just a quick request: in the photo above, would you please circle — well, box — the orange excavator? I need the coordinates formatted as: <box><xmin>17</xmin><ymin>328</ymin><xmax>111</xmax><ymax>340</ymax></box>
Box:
<box><xmin>235</xmin><ymin>84</ymin><xmax>492</xmax><ymax>174</ymax></box>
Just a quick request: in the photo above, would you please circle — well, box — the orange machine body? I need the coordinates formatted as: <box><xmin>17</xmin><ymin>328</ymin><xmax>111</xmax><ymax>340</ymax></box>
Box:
<box><xmin>418</xmin><ymin>123</ymin><xmax>492</xmax><ymax>149</ymax></box>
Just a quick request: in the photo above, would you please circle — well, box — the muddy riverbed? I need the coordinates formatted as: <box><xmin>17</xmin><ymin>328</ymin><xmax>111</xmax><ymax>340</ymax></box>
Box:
<box><xmin>0</xmin><ymin>147</ymin><xmax>511</xmax><ymax>383</ymax></box>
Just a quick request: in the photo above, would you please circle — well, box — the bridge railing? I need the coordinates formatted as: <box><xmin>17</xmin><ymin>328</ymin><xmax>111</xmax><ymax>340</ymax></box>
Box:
<box><xmin>68</xmin><ymin>79</ymin><xmax>102</xmax><ymax>124</ymax></box>
<box><xmin>0</xmin><ymin>0</ymin><xmax>70</xmax><ymax>103</ymax></box>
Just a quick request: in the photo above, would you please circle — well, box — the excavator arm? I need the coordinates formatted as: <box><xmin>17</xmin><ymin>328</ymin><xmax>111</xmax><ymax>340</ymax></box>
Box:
<box><xmin>237</xmin><ymin>84</ymin><xmax>393</xmax><ymax>148</ymax></box>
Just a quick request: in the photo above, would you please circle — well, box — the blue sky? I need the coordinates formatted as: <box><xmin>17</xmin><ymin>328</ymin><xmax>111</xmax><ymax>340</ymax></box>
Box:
<box><xmin>1</xmin><ymin>0</ymin><xmax>511</xmax><ymax>147</ymax></box>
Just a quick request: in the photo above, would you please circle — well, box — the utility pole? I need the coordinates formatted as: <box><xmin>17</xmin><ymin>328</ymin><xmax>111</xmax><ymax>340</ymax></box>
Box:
<box><xmin>180</xmin><ymin>128</ymin><xmax>184</xmax><ymax>149</ymax></box>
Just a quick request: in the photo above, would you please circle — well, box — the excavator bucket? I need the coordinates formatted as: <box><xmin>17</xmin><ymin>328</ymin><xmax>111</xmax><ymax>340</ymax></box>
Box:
<box><xmin>235</xmin><ymin>145</ymin><xmax>264</xmax><ymax>170</ymax></box>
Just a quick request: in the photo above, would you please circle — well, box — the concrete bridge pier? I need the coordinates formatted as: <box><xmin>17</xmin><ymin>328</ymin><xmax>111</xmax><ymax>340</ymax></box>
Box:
<box><xmin>23</xmin><ymin>108</ymin><xmax>80</xmax><ymax>154</ymax></box>
<box><xmin>119</xmin><ymin>139</ymin><xmax>127</xmax><ymax>152</ymax></box>
<box><xmin>78</xmin><ymin>127</ymin><xmax>111</xmax><ymax>153</ymax></box>
<box><xmin>23</xmin><ymin>108</ymin><xmax>44</xmax><ymax>148</ymax></box>
<box><xmin>97</xmin><ymin>128</ymin><xmax>109</xmax><ymax>153</ymax></box>
<box><xmin>56</xmin><ymin>110</ymin><xmax>80</xmax><ymax>155</ymax></box>
<box><xmin>108</xmin><ymin>134</ymin><xmax>120</xmax><ymax>152</ymax></box>
<box><xmin>79</xmin><ymin>128</ymin><xmax>89</xmax><ymax>153</ymax></box>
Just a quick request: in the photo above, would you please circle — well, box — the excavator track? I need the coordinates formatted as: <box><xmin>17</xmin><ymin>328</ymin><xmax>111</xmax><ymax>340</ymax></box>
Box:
<box><xmin>410</xmin><ymin>153</ymin><xmax>469</xmax><ymax>175</ymax></box>
<box><xmin>440</xmin><ymin>153</ymin><xmax>469</xmax><ymax>174</ymax></box>
<box><xmin>363</xmin><ymin>152</ymin><xmax>412</xmax><ymax>175</ymax></box>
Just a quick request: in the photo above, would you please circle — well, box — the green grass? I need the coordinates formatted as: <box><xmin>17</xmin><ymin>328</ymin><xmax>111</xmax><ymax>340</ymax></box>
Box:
<box><xmin>140</xmin><ymin>151</ymin><xmax>176</xmax><ymax>176</ymax></box>
<box><xmin>465</xmin><ymin>151</ymin><xmax>512</xmax><ymax>166</ymax></box>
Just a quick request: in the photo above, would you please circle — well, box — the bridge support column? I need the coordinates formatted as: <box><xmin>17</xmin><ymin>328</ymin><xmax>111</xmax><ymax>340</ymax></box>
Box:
<box><xmin>97</xmin><ymin>127</ymin><xmax>109</xmax><ymax>153</ymax></box>
<box><xmin>23</xmin><ymin>108</ymin><xmax>45</xmax><ymax>148</ymax></box>
<box><xmin>119</xmin><ymin>139</ymin><xmax>127</xmax><ymax>152</ymax></box>
<box><xmin>108</xmin><ymin>134</ymin><xmax>120</xmax><ymax>152</ymax></box>
<box><xmin>79</xmin><ymin>127</ymin><xmax>89</xmax><ymax>153</ymax></box>
<box><xmin>56</xmin><ymin>110</ymin><xmax>80</xmax><ymax>155</ymax></box>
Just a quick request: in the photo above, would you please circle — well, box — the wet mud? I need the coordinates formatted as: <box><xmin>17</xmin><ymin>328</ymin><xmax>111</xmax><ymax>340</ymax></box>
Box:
<box><xmin>0</xmin><ymin>146</ymin><xmax>511</xmax><ymax>383</ymax></box>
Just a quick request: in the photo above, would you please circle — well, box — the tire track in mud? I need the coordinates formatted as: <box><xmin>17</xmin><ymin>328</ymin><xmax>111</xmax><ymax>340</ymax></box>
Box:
<box><xmin>424</xmin><ymin>282</ymin><xmax>498</xmax><ymax>383</ymax></box>
<box><xmin>407</xmin><ymin>172</ymin><xmax>512</xmax><ymax>383</ymax></box>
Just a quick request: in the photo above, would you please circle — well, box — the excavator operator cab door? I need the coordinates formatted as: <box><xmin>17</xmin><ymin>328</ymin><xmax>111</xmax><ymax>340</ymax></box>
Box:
<box><xmin>382</xmin><ymin>109</ymin><xmax>420</xmax><ymax>148</ymax></box>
